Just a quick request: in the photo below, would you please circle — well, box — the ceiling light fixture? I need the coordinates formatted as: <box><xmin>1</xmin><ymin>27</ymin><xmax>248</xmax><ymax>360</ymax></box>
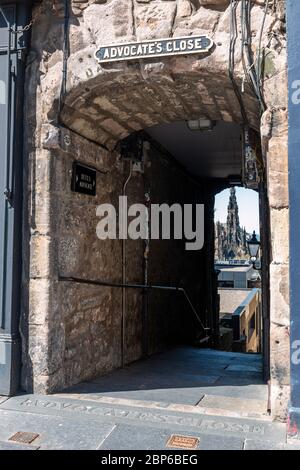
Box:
<box><xmin>186</xmin><ymin>117</ymin><xmax>216</xmax><ymax>132</ymax></box>
<box><xmin>228</xmin><ymin>175</ymin><xmax>242</xmax><ymax>186</ymax></box>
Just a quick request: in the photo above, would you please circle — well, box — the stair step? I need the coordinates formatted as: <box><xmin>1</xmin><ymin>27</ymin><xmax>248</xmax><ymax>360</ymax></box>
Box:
<box><xmin>197</xmin><ymin>394</ymin><xmax>269</xmax><ymax>419</ymax></box>
<box><xmin>57</xmin><ymin>392</ymin><xmax>270</xmax><ymax>421</ymax></box>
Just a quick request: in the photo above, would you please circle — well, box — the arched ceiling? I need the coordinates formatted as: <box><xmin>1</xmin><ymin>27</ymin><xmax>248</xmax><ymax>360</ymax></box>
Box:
<box><xmin>60</xmin><ymin>67</ymin><xmax>260</xmax><ymax>151</ymax></box>
<box><xmin>146</xmin><ymin>120</ymin><xmax>242</xmax><ymax>179</ymax></box>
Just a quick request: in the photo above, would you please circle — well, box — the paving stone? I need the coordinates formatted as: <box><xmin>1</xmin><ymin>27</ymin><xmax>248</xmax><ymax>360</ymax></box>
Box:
<box><xmin>285</xmin><ymin>439</ymin><xmax>300</xmax><ymax>450</ymax></box>
<box><xmin>66</xmin><ymin>347</ymin><xmax>265</xmax><ymax>410</ymax></box>
<box><xmin>214</xmin><ymin>375</ymin><xmax>265</xmax><ymax>387</ymax></box>
<box><xmin>0</xmin><ymin>440</ymin><xmax>39</xmax><ymax>450</ymax></box>
<box><xmin>99</xmin><ymin>423</ymin><xmax>244</xmax><ymax>450</ymax></box>
<box><xmin>66</xmin><ymin>381</ymin><xmax>207</xmax><ymax>406</ymax></box>
<box><xmin>83</xmin><ymin>367</ymin><xmax>219</xmax><ymax>406</ymax></box>
<box><xmin>91</xmin><ymin>370</ymin><xmax>220</xmax><ymax>387</ymax></box>
<box><xmin>144</xmin><ymin>349</ymin><xmax>231</xmax><ymax>363</ymax></box>
<box><xmin>81</xmin><ymin>348</ymin><xmax>263</xmax><ymax>416</ymax></box>
<box><xmin>0</xmin><ymin>349</ymin><xmax>285</xmax><ymax>450</ymax></box>
<box><xmin>77</xmin><ymin>388</ymin><xmax>204</xmax><ymax>406</ymax></box>
<box><xmin>66</xmin><ymin>375</ymin><xmax>267</xmax><ymax>403</ymax></box>
<box><xmin>226</xmin><ymin>364</ymin><xmax>262</xmax><ymax>373</ymax></box>
<box><xmin>0</xmin><ymin>409</ymin><xmax>115</xmax><ymax>450</ymax></box>
<box><xmin>197</xmin><ymin>395</ymin><xmax>268</xmax><ymax>418</ymax></box>
<box><xmin>207</xmin><ymin>384</ymin><xmax>266</xmax><ymax>401</ymax></box>
<box><xmin>244</xmin><ymin>439</ymin><xmax>285</xmax><ymax>450</ymax></box>
<box><xmin>176</xmin><ymin>348</ymin><xmax>261</xmax><ymax>362</ymax></box>
<box><xmin>230</xmin><ymin>354</ymin><xmax>262</xmax><ymax>363</ymax></box>
<box><xmin>197</xmin><ymin>433</ymin><xmax>244</xmax><ymax>450</ymax></box>
<box><xmin>129</xmin><ymin>363</ymin><xmax>229</xmax><ymax>376</ymax></box>
<box><xmin>0</xmin><ymin>394</ymin><xmax>286</xmax><ymax>443</ymax></box>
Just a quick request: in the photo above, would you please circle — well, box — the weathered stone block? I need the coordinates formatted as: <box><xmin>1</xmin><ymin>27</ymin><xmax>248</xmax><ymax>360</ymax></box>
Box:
<box><xmin>135</xmin><ymin>1</ymin><xmax>177</xmax><ymax>40</ymax></box>
<box><xmin>30</xmin><ymin>235</ymin><xmax>53</xmax><ymax>279</ymax></box>
<box><xmin>269</xmin><ymin>263</ymin><xmax>290</xmax><ymax>327</ymax></box>
<box><xmin>270</xmin><ymin>209</ymin><xmax>289</xmax><ymax>264</ymax></box>
<box><xmin>270</xmin><ymin>322</ymin><xmax>290</xmax><ymax>387</ymax></box>
<box><xmin>270</xmin><ymin>383</ymin><xmax>290</xmax><ymax>423</ymax></box>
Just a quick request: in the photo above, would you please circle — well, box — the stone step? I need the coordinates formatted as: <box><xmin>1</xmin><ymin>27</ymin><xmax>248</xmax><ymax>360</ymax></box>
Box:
<box><xmin>196</xmin><ymin>394</ymin><xmax>269</xmax><ymax>420</ymax></box>
<box><xmin>0</xmin><ymin>394</ymin><xmax>286</xmax><ymax>444</ymax></box>
<box><xmin>55</xmin><ymin>392</ymin><xmax>271</xmax><ymax>422</ymax></box>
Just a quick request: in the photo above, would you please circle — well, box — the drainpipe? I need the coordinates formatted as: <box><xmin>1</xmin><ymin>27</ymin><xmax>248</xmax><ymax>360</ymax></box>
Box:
<box><xmin>143</xmin><ymin>183</ymin><xmax>151</xmax><ymax>358</ymax></box>
<box><xmin>59</xmin><ymin>0</ymin><xmax>70</xmax><ymax>114</ymax></box>
<box><xmin>121</xmin><ymin>161</ymin><xmax>133</xmax><ymax>368</ymax></box>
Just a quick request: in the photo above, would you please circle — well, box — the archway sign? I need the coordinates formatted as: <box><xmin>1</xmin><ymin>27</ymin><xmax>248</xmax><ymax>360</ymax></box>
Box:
<box><xmin>95</xmin><ymin>35</ymin><xmax>214</xmax><ymax>64</ymax></box>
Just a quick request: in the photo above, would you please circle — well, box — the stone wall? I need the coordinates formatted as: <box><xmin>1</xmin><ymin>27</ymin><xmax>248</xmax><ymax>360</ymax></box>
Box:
<box><xmin>261</xmin><ymin>106</ymin><xmax>290</xmax><ymax>421</ymax></box>
<box><xmin>22</xmin><ymin>0</ymin><xmax>289</xmax><ymax>419</ymax></box>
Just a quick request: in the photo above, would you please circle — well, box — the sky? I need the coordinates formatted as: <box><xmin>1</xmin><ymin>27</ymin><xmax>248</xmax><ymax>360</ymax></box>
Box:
<box><xmin>214</xmin><ymin>187</ymin><xmax>260</xmax><ymax>234</ymax></box>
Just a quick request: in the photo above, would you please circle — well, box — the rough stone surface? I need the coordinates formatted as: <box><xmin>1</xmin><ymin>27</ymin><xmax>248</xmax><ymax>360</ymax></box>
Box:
<box><xmin>22</xmin><ymin>0</ymin><xmax>289</xmax><ymax>422</ymax></box>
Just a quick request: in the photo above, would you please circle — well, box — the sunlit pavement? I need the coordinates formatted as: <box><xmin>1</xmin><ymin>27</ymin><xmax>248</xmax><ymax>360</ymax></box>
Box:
<box><xmin>0</xmin><ymin>348</ymin><xmax>297</xmax><ymax>450</ymax></box>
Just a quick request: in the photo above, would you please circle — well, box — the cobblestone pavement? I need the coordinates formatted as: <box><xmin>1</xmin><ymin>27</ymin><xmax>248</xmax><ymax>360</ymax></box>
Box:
<box><xmin>0</xmin><ymin>348</ymin><xmax>298</xmax><ymax>450</ymax></box>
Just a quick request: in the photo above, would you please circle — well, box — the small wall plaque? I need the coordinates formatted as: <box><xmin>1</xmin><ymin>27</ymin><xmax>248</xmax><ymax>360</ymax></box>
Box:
<box><xmin>96</xmin><ymin>35</ymin><xmax>213</xmax><ymax>64</ymax></box>
<box><xmin>72</xmin><ymin>162</ymin><xmax>97</xmax><ymax>196</ymax></box>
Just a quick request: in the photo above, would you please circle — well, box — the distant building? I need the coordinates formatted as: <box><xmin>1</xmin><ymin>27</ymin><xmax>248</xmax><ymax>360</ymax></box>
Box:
<box><xmin>219</xmin><ymin>288</ymin><xmax>262</xmax><ymax>353</ymax></box>
<box><xmin>215</xmin><ymin>187</ymin><xmax>248</xmax><ymax>261</ymax></box>
<box><xmin>215</xmin><ymin>263</ymin><xmax>260</xmax><ymax>289</ymax></box>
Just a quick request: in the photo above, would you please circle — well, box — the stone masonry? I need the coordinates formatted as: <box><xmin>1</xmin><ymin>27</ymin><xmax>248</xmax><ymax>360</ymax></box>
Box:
<box><xmin>22</xmin><ymin>0</ymin><xmax>289</xmax><ymax>421</ymax></box>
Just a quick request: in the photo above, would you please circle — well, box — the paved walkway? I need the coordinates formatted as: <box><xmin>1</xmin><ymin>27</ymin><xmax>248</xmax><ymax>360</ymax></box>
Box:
<box><xmin>62</xmin><ymin>347</ymin><xmax>269</xmax><ymax>420</ymax></box>
<box><xmin>0</xmin><ymin>348</ymin><xmax>298</xmax><ymax>450</ymax></box>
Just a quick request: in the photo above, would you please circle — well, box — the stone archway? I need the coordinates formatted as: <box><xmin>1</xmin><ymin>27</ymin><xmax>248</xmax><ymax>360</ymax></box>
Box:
<box><xmin>23</xmin><ymin>0</ymin><xmax>288</xmax><ymax>421</ymax></box>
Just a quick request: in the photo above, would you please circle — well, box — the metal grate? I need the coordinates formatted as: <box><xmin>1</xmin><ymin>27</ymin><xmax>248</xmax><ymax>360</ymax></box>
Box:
<box><xmin>166</xmin><ymin>435</ymin><xmax>200</xmax><ymax>450</ymax></box>
<box><xmin>9</xmin><ymin>432</ymin><xmax>39</xmax><ymax>445</ymax></box>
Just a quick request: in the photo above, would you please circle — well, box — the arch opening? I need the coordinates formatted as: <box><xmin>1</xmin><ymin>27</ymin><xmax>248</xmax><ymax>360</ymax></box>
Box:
<box><xmin>59</xmin><ymin>63</ymin><xmax>261</xmax><ymax>151</ymax></box>
<box><xmin>40</xmin><ymin>54</ymin><xmax>269</xmax><ymax>402</ymax></box>
<box><xmin>19</xmin><ymin>0</ymin><xmax>289</xmax><ymax>423</ymax></box>
<box><xmin>48</xmin><ymin>102</ymin><xmax>269</xmax><ymax>418</ymax></box>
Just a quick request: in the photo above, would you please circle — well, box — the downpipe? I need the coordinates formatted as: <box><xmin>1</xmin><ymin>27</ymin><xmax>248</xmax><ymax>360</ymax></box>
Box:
<box><xmin>121</xmin><ymin>161</ymin><xmax>133</xmax><ymax>368</ymax></box>
<box><xmin>143</xmin><ymin>184</ymin><xmax>151</xmax><ymax>358</ymax></box>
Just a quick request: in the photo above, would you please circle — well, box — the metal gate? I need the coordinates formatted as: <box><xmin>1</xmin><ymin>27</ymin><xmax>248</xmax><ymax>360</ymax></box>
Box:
<box><xmin>0</xmin><ymin>1</ymin><xmax>30</xmax><ymax>395</ymax></box>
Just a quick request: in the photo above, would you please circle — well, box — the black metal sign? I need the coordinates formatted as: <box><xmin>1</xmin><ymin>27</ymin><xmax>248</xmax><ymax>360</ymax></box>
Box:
<box><xmin>95</xmin><ymin>35</ymin><xmax>213</xmax><ymax>64</ymax></box>
<box><xmin>72</xmin><ymin>162</ymin><xmax>96</xmax><ymax>196</ymax></box>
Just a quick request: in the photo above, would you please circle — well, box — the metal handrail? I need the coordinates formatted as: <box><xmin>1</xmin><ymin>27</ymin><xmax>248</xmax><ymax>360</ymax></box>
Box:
<box><xmin>58</xmin><ymin>275</ymin><xmax>209</xmax><ymax>333</ymax></box>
